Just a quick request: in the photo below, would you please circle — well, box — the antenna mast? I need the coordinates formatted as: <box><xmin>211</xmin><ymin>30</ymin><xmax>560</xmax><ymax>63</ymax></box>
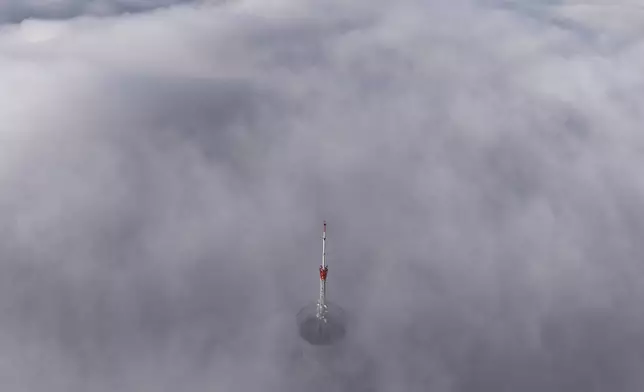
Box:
<box><xmin>317</xmin><ymin>221</ymin><xmax>329</xmax><ymax>321</ymax></box>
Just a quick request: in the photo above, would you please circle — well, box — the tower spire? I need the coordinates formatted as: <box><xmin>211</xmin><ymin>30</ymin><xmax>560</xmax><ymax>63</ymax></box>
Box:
<box><xmin>297</xmin><ymin>219</ymin><xmax>346</xmax><ymax>346</ymax></box>
<box><xmin>317</xmin><ymin>221</ymin><xmax>329</xmax><ymax>321</ymax></box>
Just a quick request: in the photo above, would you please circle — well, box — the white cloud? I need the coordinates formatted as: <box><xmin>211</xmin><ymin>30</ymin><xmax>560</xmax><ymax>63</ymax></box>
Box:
<box><xmin>1</xmin><ymin>0</ymin><xmax>643</xmax><ymax>391</ymax></box>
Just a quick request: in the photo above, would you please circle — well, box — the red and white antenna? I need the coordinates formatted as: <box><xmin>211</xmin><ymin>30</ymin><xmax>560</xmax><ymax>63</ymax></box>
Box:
<box><xmin>317</xmin><ymin>221</ymin><xmax>329</xmax><ymax>321</ymax></box>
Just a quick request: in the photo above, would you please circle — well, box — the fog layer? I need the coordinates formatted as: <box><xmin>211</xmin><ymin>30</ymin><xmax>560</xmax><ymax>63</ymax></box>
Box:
<box><xmin>1</xmin><ymin>0</ymin><xmax>644</xmax><ymax>391</ymax></box>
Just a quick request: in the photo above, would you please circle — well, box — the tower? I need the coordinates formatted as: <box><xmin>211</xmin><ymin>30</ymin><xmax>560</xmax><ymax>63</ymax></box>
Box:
<box><xmin>297</xmin><ymin>221</ymin><xmax>346</xmax><ymax>346</ymax></box>
<box><xmin>317</xmin><ymin>221</ymin><xmax>329</xmax><ymax>321</ymax></box>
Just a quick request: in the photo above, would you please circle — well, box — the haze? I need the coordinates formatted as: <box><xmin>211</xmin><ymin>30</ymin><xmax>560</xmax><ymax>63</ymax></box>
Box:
<box><xmin>1</xmin><ymin>0</ymin><xmax>643</xmax><ymax>391</ymax></box>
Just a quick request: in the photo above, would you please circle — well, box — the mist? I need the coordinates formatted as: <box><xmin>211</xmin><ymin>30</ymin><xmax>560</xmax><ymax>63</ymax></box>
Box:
<box><xmin>1</xmin><ymin>0</ymin><xmax>644</xmax><ymax>391</ymax></box>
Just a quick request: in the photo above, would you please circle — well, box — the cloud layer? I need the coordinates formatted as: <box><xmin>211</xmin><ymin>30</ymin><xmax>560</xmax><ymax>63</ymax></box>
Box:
<box><xmin>0</xmin><ymin>0</ymin><xmax>198</xmax><ymax>23</ymax></box>
<box><xmin>1</xmin><ymin>0</ymin><xmax>644</xmax><ymax>391</ymax></box>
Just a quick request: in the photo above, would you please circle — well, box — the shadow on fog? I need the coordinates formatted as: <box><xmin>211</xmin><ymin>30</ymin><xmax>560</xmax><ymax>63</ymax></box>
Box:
<box><xmin>296</xmin><ymin>301</ymin><xmax>347</xmax><ymax>346</ymax></box>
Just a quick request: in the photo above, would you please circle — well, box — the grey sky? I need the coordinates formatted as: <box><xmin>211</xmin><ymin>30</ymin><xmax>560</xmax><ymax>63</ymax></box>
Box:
<box><xmin>1</xmin><ymin>0</ymin><xmax>643</xmax><ymax>391</ymax></box>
